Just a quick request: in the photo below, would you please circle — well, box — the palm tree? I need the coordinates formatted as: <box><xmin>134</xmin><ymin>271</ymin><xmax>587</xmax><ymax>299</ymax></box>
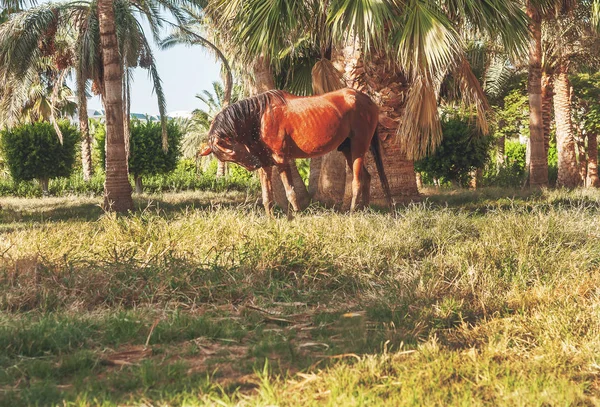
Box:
<box><xmin>96</xmin><ymin>0</ymin><xmax>132</xmax><ymax>211</ymax></box>
<box><xmin>0</xmin><ymin>0</ymin><xmax>191</xmax><ymax>211</ymax></box>
<box><xmin>193</xmin><ymin>81</ymin><xmax>241</xmax><ymax>177</ymax></box>
<box><xmin>541</xmin><ymin>1</ymin><xmax>600</xmax><ymax>187</ymax></box>
<box><xmin>205</xmin><ymin>0</ymin><xmax>529</xmax><ymax>205</ymax></box>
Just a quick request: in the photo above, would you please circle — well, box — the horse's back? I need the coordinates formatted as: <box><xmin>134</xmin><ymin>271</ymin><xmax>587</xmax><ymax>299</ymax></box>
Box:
<box><xmin>261</xmin><ymin>88</ymin><xmax>379</xmax><ymax>160</ymax></box>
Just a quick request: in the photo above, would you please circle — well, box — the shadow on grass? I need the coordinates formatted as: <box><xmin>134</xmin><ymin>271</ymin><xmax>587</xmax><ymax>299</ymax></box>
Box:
<box><xmin>0</xmin><ymin>192</ymin><xmax>258</xmax><ymax>228</ymax></box>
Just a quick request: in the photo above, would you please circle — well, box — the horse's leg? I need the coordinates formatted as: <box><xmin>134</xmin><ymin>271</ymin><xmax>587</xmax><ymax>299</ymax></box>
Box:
<box><xmin>361</xmin><ymin>165</ymin><xmax>371</xmax><ymax>208</ymax></box>
<box><xmin>277</xmin><ymin>163</ymin><xmax>301</xmax><ymax>217</ymax></box>
<box><xmin>350</xmin><ymin>156</ymin><xmax>365</xmax><ymax>212</ymax></box>
<box><xmin>258</xmin><ymin>167</ymin><xmax>274</xmax><ymax>217</ymax></box>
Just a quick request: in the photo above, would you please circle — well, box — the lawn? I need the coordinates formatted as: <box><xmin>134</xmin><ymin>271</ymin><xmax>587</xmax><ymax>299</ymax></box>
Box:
<box><xmin>1</xmin><ymin>188</ymin><xmax>600</xmax><ymax>406</ymax></box>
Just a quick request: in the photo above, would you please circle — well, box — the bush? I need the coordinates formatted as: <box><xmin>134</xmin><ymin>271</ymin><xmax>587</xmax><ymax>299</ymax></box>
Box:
<box><xmin>0</xmin><ymin>121</ymin><xmax>79</xmax><ymax>194</ymax></box>
<box><xmin>483</xmin><ymin>140</ymin><xmax>527</xmax><ymax>187</ymax></box>
<box><xmin>415</xmin><ymin>112</ymin><xmax>493</xmax><ymax>187</ymax></box>
<box><xmin>95</xmin><ymin>120</ymin><xmax>182</xmax><ymax>192</ymax></box>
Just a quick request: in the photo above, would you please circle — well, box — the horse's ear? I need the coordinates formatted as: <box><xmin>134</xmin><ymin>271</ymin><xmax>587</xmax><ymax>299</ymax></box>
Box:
<box><xmin>197</xmin><ymin>143</ymin><xmax>212</xmax><ymax>157</ymax></box>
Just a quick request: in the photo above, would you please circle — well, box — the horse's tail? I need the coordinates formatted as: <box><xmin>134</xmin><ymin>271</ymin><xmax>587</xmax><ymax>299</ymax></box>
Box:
<box><xmin>370</xmin><ymin>128</ymin><xmax>393</xmax><ymax>209</ymax></box>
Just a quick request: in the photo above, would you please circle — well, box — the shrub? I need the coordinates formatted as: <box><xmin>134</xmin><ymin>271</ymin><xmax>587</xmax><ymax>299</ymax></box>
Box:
<box><xmin>96</xmin><ymin>120</ymin><xmax>182</xmax><ymax>193</ymax></box>
<box><xmin>0</xmin><ymin>121</ymin><xmax>79</xmax><ymax>194</ymax></box>
<box><xmin>415</xmin><ymin>111</ymin><xmax>493</xmax><ymax>187</ymax></box>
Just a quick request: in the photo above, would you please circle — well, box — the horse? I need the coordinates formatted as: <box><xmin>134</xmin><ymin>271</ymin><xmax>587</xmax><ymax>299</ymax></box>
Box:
<box><xmin>198</xmin><ymin>88</ymin><xmax>393</xmax><ymax>216</ymax></box>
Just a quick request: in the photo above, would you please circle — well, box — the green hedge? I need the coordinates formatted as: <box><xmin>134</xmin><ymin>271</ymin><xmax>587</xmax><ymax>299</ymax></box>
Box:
<box><xmin>0</xmin><ymin>121</ymin><xmax>79</xmax><ymax>192</ymax></box>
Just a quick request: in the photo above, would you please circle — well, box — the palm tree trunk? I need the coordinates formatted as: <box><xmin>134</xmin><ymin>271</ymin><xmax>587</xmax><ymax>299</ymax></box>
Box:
<box><xmin>98</xmin><ymin>0</ymin><xmax>133</xmax><ymax>212</ymax></box>
<box><xmin>576</xmin><ymin>131</ymin><xmax>587</xmax><ymax>184</ymax></box>
<box><xmin>553</xmin><ymin>68</ymin><xmax>580</xmax><ymax>187</ymax></box>
<box><xmin>497</xmin><ymin>135</ymin><xmax>505</xmax><ymax>165</ymax></box>
<box><xmin>308</xmin><ymin>156</ymin><xmax>322</xmax><ymax>198</ymax></box>
<box><xmin>76</xmin><ymin>68</ymin><xmax>93</xmax><ymax>182</ymax></box>
<box><xmin>134</xmin><ymin>175</ymin><xmax>143</xmax><ymax>194</ymax></box>
<box><xmin>541</xmin><ymin>73</ymin><xmax>553</xmax><ymax>157</ymax></box>
<box><xmin>361</xmin><ymin>52</ymin><xmax>420</xmax><ymax>204</ymax></box>
<box><xmin>526</xmin><ymin>1</ymin><xmax>549</xmax><ymax>188</ymax></box>
<box><xmin>251</xmin><ymin>55</ymin><xmax>309</xmax><ymax>210</ymax></box>
<box><xmin>216</xmin><ymin>160</ymin><xmax>227</xmax><ymax>178</ymax></box>
<box><xmin>587</xmin><ymin>132</ymin><xmax>599</xmax><ymax>187</ymax></box>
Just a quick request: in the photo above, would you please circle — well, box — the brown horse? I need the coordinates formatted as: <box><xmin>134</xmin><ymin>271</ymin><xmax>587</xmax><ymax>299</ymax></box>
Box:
<box><xmin>199</xmin><ymin>88</ymin><xmax>392</xmax><ymax>215</ymax></box>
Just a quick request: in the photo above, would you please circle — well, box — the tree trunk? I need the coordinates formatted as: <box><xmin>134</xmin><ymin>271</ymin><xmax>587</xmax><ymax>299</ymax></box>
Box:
<box><xmin>497</xmin><ymin>135</ymin><xmax>506</xmax><ymax>165</ymax></box>
<box><xmin>541</xmin><ymin>73</ymin><xmax>553</xmax><ymax>157</ymax></box>
<box><xmin>587</xmin><ymin>132</ymin><xmax>600</xmax><ymax>187</ymax></box>
<box><xmin>553</xmin><ymin>69</ymin><xmax>580</xmax><ymax>188</ymax></box>
<box><xmin>40</xmin><ymin>178</ymin><xmax>49</xmax><ymax>196</ymax></box>
<box><xmin>251</xmin><ymin>56</ymin><xmax>310</xmax><ymax>211</ymax></box>
<box><xmin>526</xmin><ymin>2</ymin><xmax>549</xmax><ymax>188</ymax></box>
<box><xmin>77</xmin><ymin>68</ymin><xmax>94</xmax><ymax>182</ymax></box>
<box><xmin>134</xmin><ymin>175</ymin><xmax>143</xmax><ymax>194</ymax></box>
<box><xmin>308</xmin><ymin>156</ymin><xmax>322</xmax><ymax>198</ymax></box>
<box><xmin>360</xmin><ymin>52</ymin><xmax>420</xmax><ymax>204</ymax></box>
<box><xmin>216</xmin><ymin>160</ymin><xmax>227</xmax><ymax>178</ymax></box>
<box><xmin>98</xmin><ymin>0</ymin><xmax>133</xmax><ymax>212</ymax></box>
<box><xmin>576</xmin><ymin>129</ymin><xmax>587</xmax><ymax>185</ymax></box>
<box><xmin>313</xmin><ymin>150</ymin><xmax>348</xmax><ymax>207</ymax></box>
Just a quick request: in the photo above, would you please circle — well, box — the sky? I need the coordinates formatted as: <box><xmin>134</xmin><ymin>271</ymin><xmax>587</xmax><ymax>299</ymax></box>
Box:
<box><xmin>87</xmin><ymin>44</ymin><xmax>223</xmax><ymax>115</ymax></box>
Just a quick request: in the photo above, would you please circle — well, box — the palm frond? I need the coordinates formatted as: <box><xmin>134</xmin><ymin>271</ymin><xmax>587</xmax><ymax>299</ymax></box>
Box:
<box><xmin>311</xmin><ymin>58</ymin><xmax>344</xmax><ymax>95</ymax></box>
<box><xmin>138</xmin><ymin>29</ymin><xmax>168</xmax><ymax>151</ymax></box>
<box><xmin>395</xmin><ymin>1</ymin><xmax>462</xmax><ymax>80</ymax></box>
<box><xmin>327</xmin><ymin>0</ymin><xmax>396</xmax><ymax>53</ymax></box>
<box><xmin>454</xmin><ymin>57</ymin><xmax>490</xmax><ymax>135</ymax></box>
<box><xmin>397</xmin><ymin>75</ymin><xmax>442</xmax><ymax>160</ymax></box>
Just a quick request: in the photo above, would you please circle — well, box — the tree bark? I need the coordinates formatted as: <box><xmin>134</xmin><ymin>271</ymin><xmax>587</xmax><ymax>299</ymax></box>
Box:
<box><xmin>308</xmin><ymin>156</ymin><xmax>322</xmax><ymax>198</ymax></box>
<box><xmin>497</xmin><ymin>135</ymin><xmax>506</xmax><ymax>165</ymax></box>
<box><xmin>553</xmin><ymin>69</ymin><xmax>580</xmax><ymax>187</ymax></box>
<box><xmin>77</xmin><ymin>68</ymin><xmax>94</xmax><ymax>182</ymax></box>
<box><xmin>360</xmin><ymin>52</ymin><xmax>420</xmax><ymax>204</ymax></box>
<box><xmin>526</xmin><ymin>2</ymin><xmax>549</xmax><ymax>188</ymax></box>
<box><xmin>40</xmin><ymin>178</ymin><xmax>49</xmax><ymax>196</ymax></box>
<box><xmin>216</xmin><ymin>160</ymin><xmax>227</xmax><ymax>178</ymax></box>
<box><xmin>98</xmin><ymin>0</ymin><xmax>133</xmax><ymax>212</ymax></box>
<box><xmin>134</xmin><ymin>175</ymin><xmax>143</xmax><ymax>194</ymax></box>
<box><xmin>576</xmin><ymin>129</ymin><xmax>587</xmax><ymax>185</ymax></box>
<box><xmin>587</xmin><ymin>132</ymin><xmax>600</xmax><ymax>187</ymax></box>
<box><xmin>251</xmin><ymin>56</ymin><xmax>309</xmax><ymax>211</ymax></box>
<box><xmin>541</xmin><ymin>73</ymin><xmax>553</xmax><ymax>157</ymax></box>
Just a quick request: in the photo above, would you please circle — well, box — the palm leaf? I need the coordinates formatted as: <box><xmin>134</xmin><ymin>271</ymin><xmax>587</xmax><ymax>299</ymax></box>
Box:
<box><xmin>397</xmin><ymin>75</ymin><xmax>442</xmax><ymax>160</ymax></box>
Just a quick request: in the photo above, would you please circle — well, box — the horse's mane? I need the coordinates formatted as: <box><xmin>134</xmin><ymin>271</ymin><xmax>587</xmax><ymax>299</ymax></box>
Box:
<box><xmin>209</xmin><ymin>90</ymin><xmax>287</xmax><ymax>142</ymax></box>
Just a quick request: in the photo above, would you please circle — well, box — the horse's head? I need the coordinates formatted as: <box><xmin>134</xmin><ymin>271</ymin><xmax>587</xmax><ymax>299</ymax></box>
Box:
<box><xmin>204</xmin><ymin>130</ymin><xmax>264</xmax><ymax>171</ymax></box>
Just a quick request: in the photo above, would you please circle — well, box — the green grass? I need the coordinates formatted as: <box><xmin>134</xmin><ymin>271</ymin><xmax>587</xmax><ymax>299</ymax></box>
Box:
<box><xmin>1</xmin><ymin>188</ymin><xmax>600</xmax><ymax>405</ymax></box>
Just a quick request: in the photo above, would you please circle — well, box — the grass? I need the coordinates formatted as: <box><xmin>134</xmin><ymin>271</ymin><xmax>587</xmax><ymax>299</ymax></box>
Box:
<box><xmin>1</xmin><ymin>188</ymin><xmax>600</xmax><ymax>405</ymax></box>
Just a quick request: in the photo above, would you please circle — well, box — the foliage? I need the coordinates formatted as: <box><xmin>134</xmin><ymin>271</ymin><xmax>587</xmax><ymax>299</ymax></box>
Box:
<box><xmin>95</xmin><ymin>120</ymin><xmax>182</xmax><ymax>178</ymax></box>
<box><xmin>494</xmin><ymin>81</ymin><xmax>529</xmax><ymax>140</ymax></box>
<box><xmin>206</xmin><ymin>0</ymin><xmax>529</xmax><ymax>158</ymax></box>
<box><xmin>0</xmin><ymin>159</ymin><xmax>260</xmax><ymax>198</ymax></box>
<box><xmin>0</xmin><ymin>121</ymin><xmax>78</xmax><ymax>184</ymax></box>
<box><xmin>415</xmin><ymin>111</ymin><xmax>493</xmax><ymax>186</ymax></box>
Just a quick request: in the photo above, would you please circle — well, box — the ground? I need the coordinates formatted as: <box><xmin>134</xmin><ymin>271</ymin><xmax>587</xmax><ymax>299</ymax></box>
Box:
<box><xmin>1</xmin><ymin>188</ymin><xmax>600</xmax><ymax>406</ymax></box>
